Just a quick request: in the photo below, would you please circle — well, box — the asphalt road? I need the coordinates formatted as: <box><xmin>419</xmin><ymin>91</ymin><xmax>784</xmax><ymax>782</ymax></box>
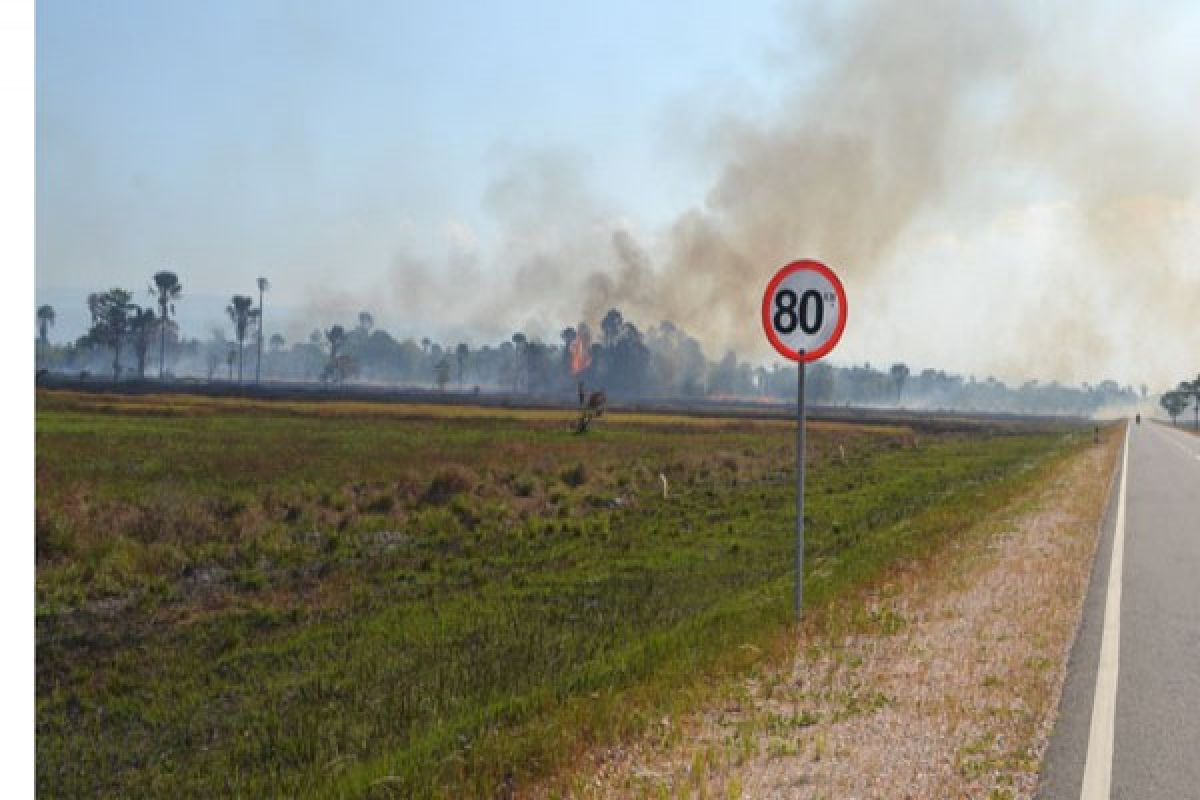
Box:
<box><xmin>1040</xmin><ymin>421</ymin><xmax>1200</xmax><ymax>799</ymax></box>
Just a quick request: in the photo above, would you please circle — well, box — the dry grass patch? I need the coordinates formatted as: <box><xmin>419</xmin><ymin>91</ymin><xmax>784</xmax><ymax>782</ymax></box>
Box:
<box><xmin>548</xmin><ymin>427</ymin><xmax>1122</xmax><ymax>799</ymax></box>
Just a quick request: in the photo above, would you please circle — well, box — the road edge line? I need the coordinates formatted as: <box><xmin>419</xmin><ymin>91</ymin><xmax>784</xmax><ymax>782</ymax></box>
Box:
<box><xmin>1080</xmin><ymin>422</ymin><xmax>1129</xmax><ymax>799</ymax></box>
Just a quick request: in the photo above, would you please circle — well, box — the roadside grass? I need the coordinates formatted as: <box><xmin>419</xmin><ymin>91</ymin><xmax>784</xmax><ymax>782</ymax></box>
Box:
<box><xmin>36</xmin><ymin>391</ymin><xmax>1088</xmax><ymax>797</ymax></box>
<box><xmin>570</xmin><ymin>425</ymin><xmax>1122</xmax><ymax>800</ymax></box>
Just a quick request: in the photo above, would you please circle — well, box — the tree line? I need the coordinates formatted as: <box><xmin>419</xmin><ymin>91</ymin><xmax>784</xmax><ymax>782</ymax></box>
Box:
<box><xmin>35</xmin><ymin>275</ymin><xmax>1152</xmax><ymax>416</ymax></box>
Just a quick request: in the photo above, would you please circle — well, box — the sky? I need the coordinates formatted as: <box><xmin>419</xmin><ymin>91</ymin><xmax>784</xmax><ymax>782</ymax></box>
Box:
<box><xmin>35</xmin><ymin>0</ymin><xmax>1200</xmax><ymax>390</ymax></box>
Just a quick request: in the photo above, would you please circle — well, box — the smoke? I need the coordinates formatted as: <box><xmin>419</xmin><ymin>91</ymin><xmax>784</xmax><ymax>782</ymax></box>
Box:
<box><xmin>345</xmin><ymin>0</ymin><xmax>1200</xmax><ymax>387</ymax></box>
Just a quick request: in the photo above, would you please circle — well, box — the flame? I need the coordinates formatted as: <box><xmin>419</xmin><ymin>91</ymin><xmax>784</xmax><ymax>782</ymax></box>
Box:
<box><xmin>569</xmin><ymin>328</ymin><xmax>592</xmax><ymax>376</ymax></box>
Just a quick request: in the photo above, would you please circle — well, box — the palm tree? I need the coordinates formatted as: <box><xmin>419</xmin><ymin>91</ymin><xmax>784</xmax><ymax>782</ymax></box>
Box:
<box><xmin>151</xmin><ymin>271</ymin><xmax>182</xmax><ymax>379</ymax></box>
<box><xmin>226</xmin><ymin>295</ymin><xmax>257</xmax><ymax>383</ymax></box>
<box><xmin>255</xmin><ymin>277</ymin><xmax>269</xmax><ymax>384</ymax></box>
<box><xmin>455</xmin><ymin>342</ymin><xmax>469</xmax><ymax>387</ymax></box>
<box><xmin>890</xmin><ymin>363</ymin><xmax>910</xmax><ymax>405</ymax></box>
<box><xmin>559</xmin><ymin>326</ymin><xmax>576</xmax><ymax>378</ymax></box>
<box><xmin>37</xmin><ymin>304</ymin><xmax>55</xmax><ymax>345</ymax></box>
<box><xmin>37</xmin><ymin>304</ymin><xmax>55</xmax><ymax>366</ymax></box>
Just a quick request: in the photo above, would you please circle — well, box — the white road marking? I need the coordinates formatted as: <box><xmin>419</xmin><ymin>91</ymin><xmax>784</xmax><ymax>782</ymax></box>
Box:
<box><xmin>1081</xmin><ymin>422</ymin><xmax>1130</xmax><ymax>800</ymax></box>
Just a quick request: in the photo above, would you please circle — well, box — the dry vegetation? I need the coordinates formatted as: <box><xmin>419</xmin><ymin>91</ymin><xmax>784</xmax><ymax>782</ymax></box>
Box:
<box><xmin>36</xmin><ymin>390</ymin><xmax>1094</xmax><ymax>797</ymax></box>
<box><xmin>552</xmin><ymin>426</ymin><xmax>1121</xmax><ymax>799</ymax></box>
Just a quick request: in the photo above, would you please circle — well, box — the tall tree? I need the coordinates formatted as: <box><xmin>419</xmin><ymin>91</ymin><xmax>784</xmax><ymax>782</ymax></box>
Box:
<box><xmin>226</xmin><ymin>295</ymin><xmax>257</xmax><ymax>383</ymax></box>
<box><xmin>37</xmin><ymin>304</ymin><xmax>55</xmax><ymax>346</ymax></box>
<box><xmin>326</xmin><ymin>325</ymin><xmax>347</xmax><ymax>360</ymax></box>
<box><xmin>36</xmin><ymin>304</ymin><xmax>55</xmax><ymax>366</ymax></box>
<box><xmin>601</xmin><ymin>309</ymin><xmax>623</xmax><ymax>349</ymax></box>
<box><xmin>455</xmin><ymin>342</ymin><xmax>468</xmax><ymax>387</ymax></box>
<box><xmin>608</xmin><ymin>322</ymin><xmax>649</xmax><ymax>395</ymax></box>
<box><xmin>128</xmin><ymin>307</ymin><xmax>157</xmax><ymax>379</ymax></box>
<box><xmin>151</xmin><ymin>271</ymin><xmax>182</xmax><ymax>379</ymax></box>
<box><xmin>1186</xmin><ymin>377</ymin><xmax>1200</xmax><ymax>430</ymax></box>
<box><xmin>86</xmin><ymin>289</ymin><xmax>134</xmax><ymax>381</ymax></box>
<box><xmin>560</xmin><ymin>327</ymin><xmax>576</xmax><ymax>379</ymax></box>
<box><xmin>434</xmin><ymin>357</ymin><xmax>451</xmax><ymax>391</ymax></box>
<box><xmin>1161</xmin><ymin>390</ymin><xmax>1188</xmax><ymax>426</ymax></box>
<box><xmin>511</xmin><ymin>332</ymin><xmax>527</xmax><ymax>392</ymax></box>
<box><xmin>322</xmin><ymin>325</ymin><xmax>351</xmax><ymax>384</ymax></box>
<box><xmin>255</xmin><ymin>277</ymin><xmax>269</xmax><ymax>384</ymax></box>
<box><xmin>890</xmin><ymin>363</ymin><xmax>910</xmax><ymax>405</ymax></box>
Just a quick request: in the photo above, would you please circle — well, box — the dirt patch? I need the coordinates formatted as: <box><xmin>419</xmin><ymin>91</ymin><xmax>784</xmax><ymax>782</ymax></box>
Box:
<box><xmin>544</xmin><ymin>431</ymin><xmax>1122</xmax><ymax>799</ymax></box>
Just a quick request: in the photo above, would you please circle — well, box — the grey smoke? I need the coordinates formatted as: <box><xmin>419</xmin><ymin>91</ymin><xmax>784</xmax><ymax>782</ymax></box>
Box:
<box><xmin>348</xmin><ymin>0</ymin><xmax>1199</xmax><ymax>387</ymax></box>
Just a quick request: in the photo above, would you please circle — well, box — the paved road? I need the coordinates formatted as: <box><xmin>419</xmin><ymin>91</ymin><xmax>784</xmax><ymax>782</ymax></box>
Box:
<box><xmin>1040</xmin><ymin>421</ymin><xmax>1200</xmax><ymax>799</ymax></box>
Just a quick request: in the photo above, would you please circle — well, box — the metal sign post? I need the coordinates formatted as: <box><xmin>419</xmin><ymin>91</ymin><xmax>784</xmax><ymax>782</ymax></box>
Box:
<box><xmin>761</xmin><ymin>261</ymin><xmax>847</xmax><ymax>620</ymax></box>
<box><xmin>795</xmin><ymin>351</ymin><xmax>806</xmax><ymax>617</ymax></box>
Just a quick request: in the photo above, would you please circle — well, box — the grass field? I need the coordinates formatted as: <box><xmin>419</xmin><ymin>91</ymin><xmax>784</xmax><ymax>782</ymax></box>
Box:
<box><xmin>35</xmin><ymin>390</ymin><xmax>1090</xmax><ymax>798</ymax></box>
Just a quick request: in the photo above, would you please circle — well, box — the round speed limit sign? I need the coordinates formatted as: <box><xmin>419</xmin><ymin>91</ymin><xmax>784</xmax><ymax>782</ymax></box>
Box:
<box><xmin>761</xmin><ymin>260</ymin><xmax>848</xmax><ymax>362</ymax></box>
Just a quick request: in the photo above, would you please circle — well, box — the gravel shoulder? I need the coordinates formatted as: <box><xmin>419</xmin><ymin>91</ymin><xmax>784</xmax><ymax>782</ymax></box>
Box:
<box><xmin>537</xmin><ymin>430</ymin><xmax>1122</xmax><ymax>799</ymax></box>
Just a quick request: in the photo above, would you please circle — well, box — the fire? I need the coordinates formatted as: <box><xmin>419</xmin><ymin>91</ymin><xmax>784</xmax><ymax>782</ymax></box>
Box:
<box><xmin>569</xmin><ymin>328</ymin><xmax>592</xmax><ymax>376</ymax></box>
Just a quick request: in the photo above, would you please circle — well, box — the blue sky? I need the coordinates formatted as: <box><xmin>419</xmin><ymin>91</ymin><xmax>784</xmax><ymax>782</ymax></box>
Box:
<box><xmin>37</xmin><ymin>0</ymin><xmax>783</xmax><ymax>338</ymax></box>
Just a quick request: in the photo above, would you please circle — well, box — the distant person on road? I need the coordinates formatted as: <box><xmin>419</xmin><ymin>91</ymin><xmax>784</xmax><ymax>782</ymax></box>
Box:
<box><xmin>1136</xmin><ymin>413</ymin><xmax>1141</xmax><ymax>425</ymax></box>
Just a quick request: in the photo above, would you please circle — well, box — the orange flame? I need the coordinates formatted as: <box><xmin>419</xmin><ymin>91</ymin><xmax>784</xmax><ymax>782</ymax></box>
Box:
<box><xmin>569</xmin><ymin>329</ymin><xmax>592</xmax><ymax>376</ymax></box>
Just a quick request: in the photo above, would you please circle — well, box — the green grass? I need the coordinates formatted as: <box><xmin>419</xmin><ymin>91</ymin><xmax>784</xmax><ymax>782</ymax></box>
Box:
<box><xmin>36</xmin><ymin>391</ymin><xmax>1087</xmax><ymax>797</ymax></box>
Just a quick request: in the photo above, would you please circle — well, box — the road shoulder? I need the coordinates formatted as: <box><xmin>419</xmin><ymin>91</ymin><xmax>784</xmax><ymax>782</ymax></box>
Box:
<box><xmin>541</xmin><ymin>428</ymin><xmax>1122</xmax><ymax>799</ymax></box>
<box><xmin>1035</xmin><ymin>426</ymin><xmax>1122</xmax><ymax>798</ymax></box>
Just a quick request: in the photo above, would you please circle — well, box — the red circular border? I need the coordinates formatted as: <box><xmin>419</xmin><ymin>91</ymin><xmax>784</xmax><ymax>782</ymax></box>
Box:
<box><xmin>761</xmin><ymin>260</ymin><xmax>848</xmax><ymax>363</ymax></box>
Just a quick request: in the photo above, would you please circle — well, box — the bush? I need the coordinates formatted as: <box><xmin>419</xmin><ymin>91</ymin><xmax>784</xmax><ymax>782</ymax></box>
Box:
<box><xmin>424</xmin><ymin>465</ymin><xmax>478</xmax><ymax>504</ymax></box>
<box><xmin>560</xmin><ymin>462</ymin><xmax>588</xmax><ymax>488</ymax></box>
<box><xmin>35</xmin><ymin>513</ymin><xmax>74</xmax><ymax>562</ymax></box>
<box><xmin>513</xmin><ymin>474</ymin><xmax>537</xmax><ymax>498</ymax></box>
<box><xmin>361</xmin><ymin>492</ymin><xmax>395</xmax><ymax>514</ymax></box>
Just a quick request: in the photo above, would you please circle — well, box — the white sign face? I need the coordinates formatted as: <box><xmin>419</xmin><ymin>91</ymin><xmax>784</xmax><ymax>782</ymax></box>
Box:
<box><xmin>761</xmin><ymin>260</ymin><xmax>847</xmax><ymax>363</ymax></box>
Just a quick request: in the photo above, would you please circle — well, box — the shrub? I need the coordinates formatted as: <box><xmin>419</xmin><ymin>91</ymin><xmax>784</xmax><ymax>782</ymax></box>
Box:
<box><xmin>361</xmin><ymin>492</ymin><xmax>395</xmax><ymax>514</ymax></box>
<box><xmin>424</xmin><ymin>465</ymin><xmax>478</xmax><ymax>504</ymax></box>
<box><xmin>35</xmin><ymin>513</ymin><xmax>74</xmax><ymax>562</ymax></box>
<box><xmin>512</xmin><ymin>474</ymin><xmax>537</xmax><ymax>498</ymax></box>
<box><xmin>560</xmin><ymin>462</ymin><xmax>588</xmax><ymax>488</ymax></box>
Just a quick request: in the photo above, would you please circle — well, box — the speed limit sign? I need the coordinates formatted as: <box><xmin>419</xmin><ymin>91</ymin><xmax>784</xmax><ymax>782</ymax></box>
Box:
<box><xmin>762</xmin><ymin>259</ymin><xmax>848</xmax><ymax>621</ymax></box>
<box><xmin>761</xmin><ymin>260</ymin><xmax>847</xmax><ymax>362</ymax></box>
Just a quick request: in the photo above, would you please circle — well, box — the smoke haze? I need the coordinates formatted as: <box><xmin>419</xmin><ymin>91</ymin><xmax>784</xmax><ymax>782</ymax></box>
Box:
<box><xmin>35</xmin><ymin>0</ymin><xmax>1200</xmax><ymax>389</ymax></box>
<box><xmin>364</xmin><ymin>0</ymin><xmax>1199</xmax><ymax>387</ymax></box>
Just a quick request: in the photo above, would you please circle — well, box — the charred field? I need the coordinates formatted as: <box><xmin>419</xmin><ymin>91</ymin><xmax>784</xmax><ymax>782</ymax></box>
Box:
<box><xmin>35</xmin><ymin>389</ymin><xmax>1092</xmax><ymax>798</ymax></box>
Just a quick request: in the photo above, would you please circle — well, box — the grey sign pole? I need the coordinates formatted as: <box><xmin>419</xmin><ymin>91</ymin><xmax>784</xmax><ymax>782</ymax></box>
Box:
<box><xmin>795</xmin><ymin>351</ymin><xmax>807</xmax><ymax>619</ymax></box>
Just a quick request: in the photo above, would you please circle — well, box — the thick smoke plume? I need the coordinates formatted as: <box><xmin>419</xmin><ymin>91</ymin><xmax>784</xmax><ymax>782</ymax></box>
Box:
<box><xmin>359</xmin><ymin>0</ymin><xmax>1199</xmax><ymax>387</ymax></box>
